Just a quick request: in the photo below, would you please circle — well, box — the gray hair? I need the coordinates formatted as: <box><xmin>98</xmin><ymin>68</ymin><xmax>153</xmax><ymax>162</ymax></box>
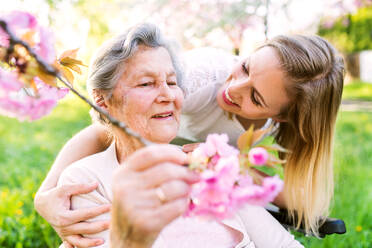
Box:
<box><xmin>87</xmin><ymin>23</ymin><xmax>184</xmax><ymax>124</ymax></box>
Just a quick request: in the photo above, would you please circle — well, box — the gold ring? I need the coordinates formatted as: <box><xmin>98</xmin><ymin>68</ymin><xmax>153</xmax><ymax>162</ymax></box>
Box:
<box><xmin>155</xmin><ymin>187</ymin><xmax>166</xmax><ymax>203</ymax></box>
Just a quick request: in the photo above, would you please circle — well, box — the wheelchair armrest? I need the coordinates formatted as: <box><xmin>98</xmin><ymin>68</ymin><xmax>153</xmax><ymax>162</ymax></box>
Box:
<box><xmin>266</xmin><ymin>207</ymin><xmax>347</xmax><ymax>238</ymax></box>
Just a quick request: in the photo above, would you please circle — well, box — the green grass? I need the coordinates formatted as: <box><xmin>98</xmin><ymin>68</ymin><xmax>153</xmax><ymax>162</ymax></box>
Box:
<box><xmin>1</xmin><ymin>96</ymin><xmax>372</xmax><ymax>247</ymax></box>
<box><xmin>296</xmin><ymin>111</ymin><xmax>372</xmax><ymax>247</ymax></box>
<box><xmin>0</xmin><ymin>95</ymin><xmax>90</xmax><ymax>248</ymax></box>
<box><xmin>343</xmin><ymin>80</ymin><xmax>372</xmax><ymax>101</ymax></box>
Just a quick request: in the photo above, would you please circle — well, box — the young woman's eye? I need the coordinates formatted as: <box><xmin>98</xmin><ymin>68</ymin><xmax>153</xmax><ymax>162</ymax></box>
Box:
<box><xmin>242</xmin><ymin>62</ymin><xmax>249</xmax><ymax>75</ymax></box>
<box><xmin>251</xmin><ymin>90</ymin><xmax>261</xmax><ymax>107</ymax></box>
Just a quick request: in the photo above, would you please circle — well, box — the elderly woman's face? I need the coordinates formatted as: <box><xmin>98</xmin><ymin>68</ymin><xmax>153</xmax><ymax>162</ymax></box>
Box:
<box><xmin>107</xmin><ymin>45</ymin><xmax>183</xmax><ymax>143</ymax></box>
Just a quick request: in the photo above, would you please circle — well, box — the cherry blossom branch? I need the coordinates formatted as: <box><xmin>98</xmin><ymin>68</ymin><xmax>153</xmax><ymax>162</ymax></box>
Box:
<box><xmin>0</xmin><ymin>20</ymin><xmax>147</xmax><ymax>144</ymax></box>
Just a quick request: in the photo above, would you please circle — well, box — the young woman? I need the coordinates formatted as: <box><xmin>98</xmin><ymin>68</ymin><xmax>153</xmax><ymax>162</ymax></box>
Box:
<box><xmin>34</xmin><ymin>30</ymin><xmax>344</xmax><ymax>247</ymax></box>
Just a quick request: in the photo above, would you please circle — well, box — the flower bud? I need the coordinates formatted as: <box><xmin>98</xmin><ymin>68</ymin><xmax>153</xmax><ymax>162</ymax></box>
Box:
<box><xmin>248</xmin><ymin>147</ymin><xmax>268</xmax><ymax>166</ymax></box>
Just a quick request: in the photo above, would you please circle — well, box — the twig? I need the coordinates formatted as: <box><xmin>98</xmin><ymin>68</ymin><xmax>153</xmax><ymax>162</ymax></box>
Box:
<box><xmin>0</xmin><ymin>20</ymin><xmax>147</xmax><ymax>145</ymax></box>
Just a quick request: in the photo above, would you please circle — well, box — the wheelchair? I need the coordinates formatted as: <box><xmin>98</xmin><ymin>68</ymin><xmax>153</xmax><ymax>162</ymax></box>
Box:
<box><xmin>266</xmin><ymin>205</ymin><xmax>346</xmax><ymax>238</ymax></box>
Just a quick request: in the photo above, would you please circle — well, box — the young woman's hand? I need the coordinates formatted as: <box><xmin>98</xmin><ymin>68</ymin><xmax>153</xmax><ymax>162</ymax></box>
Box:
<box><xmin>182</xmin><ymin>143</ymin><xmax>201</xmax><ymax>153</ymax></box>
<box><xmin>111</xmin><ymin>145</ymin><xmax>199</xmax><ymax>248</ymax></box>
<box><xmin>34</xmin><ymin>182</ymin><xmax>111</xmax><ymax>247</ymax></box>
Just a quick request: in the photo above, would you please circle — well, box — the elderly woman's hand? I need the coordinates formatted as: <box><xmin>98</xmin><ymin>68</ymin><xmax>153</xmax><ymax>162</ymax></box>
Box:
<box><xmin>111</xmin><ymin>144</ymin><xmax>199</xmax><ymax>248</ymax></box>
<box><xmin>34</xmin><ymin>183</ymin><xmax>111</xmax><ymax>247</ymax></box>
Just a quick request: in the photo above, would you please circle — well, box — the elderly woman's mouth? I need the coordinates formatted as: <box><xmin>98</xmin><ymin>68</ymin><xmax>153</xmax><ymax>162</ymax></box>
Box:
<box><xmin>151</xmin><ymin>111</ymin><xmax>174</xmax><ymax>120</ymax></box>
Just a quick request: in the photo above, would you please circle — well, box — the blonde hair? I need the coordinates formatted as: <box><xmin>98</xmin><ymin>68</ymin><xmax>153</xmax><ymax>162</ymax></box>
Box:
<box><xmin>264</xmin><ymin>35</ymin><xmax>344</xmax><ymax>235</ymax></box>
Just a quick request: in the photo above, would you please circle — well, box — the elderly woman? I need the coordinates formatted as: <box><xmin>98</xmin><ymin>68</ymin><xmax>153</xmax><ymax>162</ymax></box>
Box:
<box><xmin>55</xmin><ymin>23</ymin><xmax>190</xmax><ymax>245</ymax></box>
<box><xmin>55</xmin><ymin>23</ymin><xmax>303</xmax><ymax>248</ymax></box>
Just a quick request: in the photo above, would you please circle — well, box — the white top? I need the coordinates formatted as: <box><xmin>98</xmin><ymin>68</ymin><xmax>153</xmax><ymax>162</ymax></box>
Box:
<box><xmin>178</xmin><ymin>47</ymin><xmax>273</xmax><ymax>146</ymax></box>
<box><xmin>58</xmin><ymin>143</ymin><xmax>303</xmax><ymax>248</ymax></box>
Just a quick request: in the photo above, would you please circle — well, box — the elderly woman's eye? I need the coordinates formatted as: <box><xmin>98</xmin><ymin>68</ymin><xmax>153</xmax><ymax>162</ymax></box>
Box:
<box><xmin>167</xmin><ymin>81</ymin><xmax>177</xmax><ymax>86</ymax></box>
<box><xmin>139</xmin><ymin>82</ymin><xmax>154</xmax><ymax>87</ymax></box>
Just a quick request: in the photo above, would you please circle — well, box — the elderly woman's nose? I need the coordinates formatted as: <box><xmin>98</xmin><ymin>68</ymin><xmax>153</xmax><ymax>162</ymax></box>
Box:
<box><xmin>157</xmin><ymin>83</ymin><xmax>176</xmax><ymax>102</ymax></box>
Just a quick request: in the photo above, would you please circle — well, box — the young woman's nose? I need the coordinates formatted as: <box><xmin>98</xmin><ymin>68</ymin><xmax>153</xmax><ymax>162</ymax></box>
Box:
<box><xmin>156</xmin><ymin>82</ymin><xmax>176</xmax><ymax>102</ymax></box>
<box><xmin>228</xmin><ymin>78</ymin><xmax>250</xmax><ymax>97</ymax></box>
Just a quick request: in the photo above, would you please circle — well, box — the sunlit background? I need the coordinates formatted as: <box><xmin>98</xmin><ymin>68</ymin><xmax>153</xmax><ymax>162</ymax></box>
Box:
<box><xmin>0</xmin><ymin>1</ymin><xmax>367</xmax><ymax>56</ymax></box>
<box><xmin>0</xmin><ymin>0</ymin><xmax>371</xmax><ymax>247</ymax></box>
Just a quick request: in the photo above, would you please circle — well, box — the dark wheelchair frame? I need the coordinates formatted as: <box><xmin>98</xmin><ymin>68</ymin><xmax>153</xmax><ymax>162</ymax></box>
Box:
<box><xmin>171</xmin><ymin>137</ymin><xmax>347</xmax><ymax>238</ymax></box>
<box><xmin>266</xmin><ymin>206</ymin><xmax>346</xmax><ymax>238</ymax></box>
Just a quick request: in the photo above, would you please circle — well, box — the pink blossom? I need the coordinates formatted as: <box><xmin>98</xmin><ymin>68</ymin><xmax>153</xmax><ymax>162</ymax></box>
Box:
<box><xmin>0</xmin><ymin>78</ymin><xmax>68</xmax><ymax>121</ymax></box>
<box><xmin>232</xmin><ymin>175</ymin><xmax>284</xmax><ymax>206</ymax></box>
<box><xmin>0</xmin><ymin>11</ymin><xmax>56</xmax><ymax>63</ymax></box>
<box><xmin>0</xmin><ymin>97</ymin><xmax>31</xmax><ymax>121</ymax></box>
<box><xmin>28</xmin><ymin>98</ymin><xmax>57</xmax><ymax>121</ymax></box>
<box><xmin>186</xmin><ymin>169</ymin><xmax>233</xmax><ymax>219</ymax></box>
<box><xmin>186</xmin><ymin>155</ymin><xmax>241</xmax><ymax>219</ymax></box>
<box><xmin>35</xmin><ymin>77</ymin><xmax>69</xmax><ymax>100</ymax></box>
<box><xmin>0</xmin><ymin>28</ymin><xmax>9</xmax><ymax>47</ymax></box>
<box><xmin>186</xmin><ymin>133</ymin><xmax>284</xmax><ymax>220</ymax></box>
<box><xmin>248</xmin><ymin>147</ymin><xmax>269</xmax><ymax>166</ymax></box>
<box><xmin>198</xmin><ymin>133</ymin><xmax>239</xmax><ymax>158</ymax></box>
<box><xmin>0</xmin><ymin>11</ymin><xmax>38</xmax><ymax>47</ymax></box>
<box><xmin>322</xmin><ymin>20</ymin><xmax>335</xmax><ymax>29</ymax></box>
<box><xmin>34</xmin><ymin>27</ymin><xmax>56</xmax><ymax>63</ymax></box>
<box><xmin>0</xmin><ymin>68</ymin><xmax>23</xmax><ymax>92</ymax></box>
<box><xmin>2</xmin><ymin>11</ymin><xmax>37</xmax><ymax>30</ymax></box>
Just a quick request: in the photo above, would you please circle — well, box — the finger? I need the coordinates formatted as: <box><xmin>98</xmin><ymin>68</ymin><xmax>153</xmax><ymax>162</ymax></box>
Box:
<box><xmin>65</xmin><ymin>234</ymin><xmax>105</xmax><ymax>248</ymax></box>
<box><xmin>59</xmin><ymin>220</ymin><xmax>110</xmax><ymax>236</ymax></box>
<box><xmin>58</xmin><ymin>182</ymin><xmax>99</xmax><ymax>197</ymax></box>
<box><xmin>124</xmin><ymin>144</ymin><xmax>187</xmax><ymax>171</ymax></box>
<box><xmin>141</xmin><ymin>162</ymin><xmax>199</xmax><ymax>188</ymax></box>
<box><xmin>153</xmin><ymin>180</ymin><xmax>191</xmax><ymax>203</ymax></box>
<box><xmin>62</xmin><ymin>241</ymin><xmax>73</xmax><ymax>248</ymax></box>
<box><xmin>64</xmin><ymin>204</ymin><xmax>111</xmax><ymax>224</ymax></box>
<box><xmin>182</xmin><ymin>143</ymin><xmax>200</xmax><ymax>153</ymax></box>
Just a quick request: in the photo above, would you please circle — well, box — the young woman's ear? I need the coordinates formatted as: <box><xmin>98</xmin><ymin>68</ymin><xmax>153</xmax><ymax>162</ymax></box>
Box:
<box><xmin>92</xmin><ymin>89</ymin><xmax>108</xmax><ymax>109</ymax></box>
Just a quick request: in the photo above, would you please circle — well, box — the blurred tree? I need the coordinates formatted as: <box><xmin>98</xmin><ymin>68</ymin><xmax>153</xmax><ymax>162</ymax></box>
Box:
<box><xmin>319</xmin><ymin>3</ymin><xmax>372</xmax><ymax>53</ymax></box>
<box><xmin>318</xmin><ymin>1</ymin><xmax>372</xmax><ymax>78</ymax></box>
<box><xmin>127</xmin><ymin>0</ymin><xmax>291</xmax><ymax>55</ymax></box>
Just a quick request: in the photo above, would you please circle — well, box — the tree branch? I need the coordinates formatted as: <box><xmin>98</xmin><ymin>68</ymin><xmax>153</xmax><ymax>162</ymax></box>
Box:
<box><xmin>0</xmin><ymin>20</ymin><xmax>148</xmax><ymax>145</ymax></box>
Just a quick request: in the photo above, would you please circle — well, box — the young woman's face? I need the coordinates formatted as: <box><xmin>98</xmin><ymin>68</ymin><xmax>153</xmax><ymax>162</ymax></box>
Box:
<box><xmin>107</xmin><ymin>45</ymin><xmax>183</xmax><ymax>143</ymax></box>
<box><xmin>216</xmin><ymin>46</ymin><xmax>290</xmax><ymax>121</ymax></box>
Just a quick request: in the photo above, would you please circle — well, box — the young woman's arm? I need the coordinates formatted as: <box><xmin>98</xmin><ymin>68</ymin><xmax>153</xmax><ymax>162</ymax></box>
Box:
<box><xmin>36</xmin><ymin>124</ymin><xmax>109</xmax><ymax>192</ymax></box>
<box><xmin>34</xmin><ymin>124</ymin><xmax>111</xmax><ymax>247</ymax></box>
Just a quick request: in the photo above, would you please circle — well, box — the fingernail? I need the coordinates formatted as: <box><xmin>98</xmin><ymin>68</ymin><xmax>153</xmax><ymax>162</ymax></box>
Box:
<box><xmin>189</xmin><ymin>172</ymin><xmax>200</xmax><ymax>182</ymax></box>
<box><xmin>96</xmin><ymin>239</ymin><xmax>104</xmax><ymax>245</ymax></box>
